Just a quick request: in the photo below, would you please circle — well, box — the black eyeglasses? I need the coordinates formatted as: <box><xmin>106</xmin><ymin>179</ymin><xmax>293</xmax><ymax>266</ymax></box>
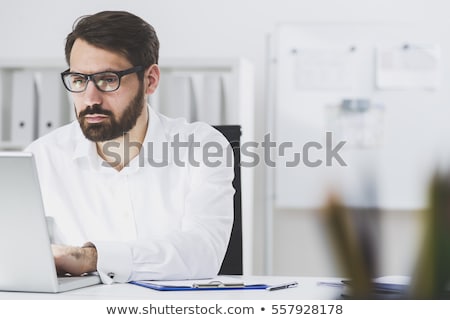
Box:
<box><xmin>61</xmin><ymin>66</ymin><xmax>144</xmax><ymax>93</ymax></box>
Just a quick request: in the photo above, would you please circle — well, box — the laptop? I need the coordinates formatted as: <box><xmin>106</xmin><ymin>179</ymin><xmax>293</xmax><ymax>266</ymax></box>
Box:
<box><xmin>0</xmin><ymin>152</ymin><xmax>101</xmax><ymax>293</ymax></box>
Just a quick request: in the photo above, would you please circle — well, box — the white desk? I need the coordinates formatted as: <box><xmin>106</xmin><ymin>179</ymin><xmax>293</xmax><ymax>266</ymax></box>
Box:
<box><xmin>0</xmin><ymin>276</ymin><xmax>344</xmax><ymax>300</ymax></box>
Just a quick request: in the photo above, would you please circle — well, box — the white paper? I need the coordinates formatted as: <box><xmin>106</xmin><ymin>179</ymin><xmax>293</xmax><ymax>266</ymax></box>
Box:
<box><xmin>326</xmin><ymin>100</ymin><xmax>385</xmax><ymax>148</ymax></box>
<box><xmin>376</xmin><ymin>44</ymin><xmax>440</xmax><ymax>89</ymax></box>
<box><xmin>137</xmin><ymin>276</ymin><xmax>252</xmax><ymax>287</ymax></box>
<box><xmin>294</xmin><ymin>46</ymin><xmax>359</xmax><ymax>90</ymax></box>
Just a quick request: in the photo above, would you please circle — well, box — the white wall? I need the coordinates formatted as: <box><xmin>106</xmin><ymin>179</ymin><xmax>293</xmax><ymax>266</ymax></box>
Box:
<box><xmin>1</xmin><ymin>0</ymin><xmax>448</xmax><ymax>276</ymax></box>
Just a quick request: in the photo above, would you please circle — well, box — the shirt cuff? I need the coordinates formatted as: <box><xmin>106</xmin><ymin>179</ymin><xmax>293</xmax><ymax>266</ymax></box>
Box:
<box><xmin>91</xmin><ymin>241</ymin><xmax>133</xmax><ymax>284</ymax></box>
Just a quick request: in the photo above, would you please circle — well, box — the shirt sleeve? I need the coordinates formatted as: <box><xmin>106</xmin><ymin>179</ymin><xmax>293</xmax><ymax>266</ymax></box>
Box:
<box><xmin>91</xmin><ymin>241</ymin><xmax>133</xmax><ymax>284</ymax></box>
<box><xmin>92</xmin><ymin>124</ymin><xmax>235</xmax><ymax>283</ymax></box>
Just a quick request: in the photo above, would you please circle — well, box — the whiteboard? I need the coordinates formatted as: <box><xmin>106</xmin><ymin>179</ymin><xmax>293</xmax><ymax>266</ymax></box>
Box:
<box><xmin>273</xmin><ymin>23</ymin><xmax>450</xmax><ymax>210</ymax></box>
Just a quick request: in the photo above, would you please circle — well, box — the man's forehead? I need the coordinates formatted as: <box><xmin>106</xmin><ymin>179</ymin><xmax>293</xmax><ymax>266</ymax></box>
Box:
<box><xmin>69</xmin><ymin>38</ymin><xmax>131</xmax><ymax>73</ymax></box>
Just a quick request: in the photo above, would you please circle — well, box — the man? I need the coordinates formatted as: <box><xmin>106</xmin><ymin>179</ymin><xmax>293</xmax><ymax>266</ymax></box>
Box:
<box><xmin>25</xmin><ymin>11</ymin><xmax>234</xmax><ymax>284</ymax></box>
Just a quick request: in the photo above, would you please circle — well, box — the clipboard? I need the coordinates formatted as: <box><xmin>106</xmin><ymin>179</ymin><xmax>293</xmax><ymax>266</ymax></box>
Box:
<box><xmin>129</xmin><ymin>279</ymin><xmax>269</xmax><ymax>291</ymax></box>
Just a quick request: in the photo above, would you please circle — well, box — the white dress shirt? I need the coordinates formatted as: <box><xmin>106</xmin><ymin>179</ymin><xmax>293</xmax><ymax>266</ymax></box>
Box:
<box><xmin>25</xmin><ymin>106</ymin><xmax>234</xmax><ymax>284</ymax></box>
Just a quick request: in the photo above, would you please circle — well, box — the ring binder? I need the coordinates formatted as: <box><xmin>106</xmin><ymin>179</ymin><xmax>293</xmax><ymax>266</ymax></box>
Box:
<box><xmin>192</xmin><ymin>280</ymin><xmax>244</xmax><ymax>288</ymax></box>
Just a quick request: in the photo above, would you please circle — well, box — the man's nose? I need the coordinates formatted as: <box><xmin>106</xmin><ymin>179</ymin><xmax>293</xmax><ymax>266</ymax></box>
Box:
<box><xmin>82</xmin><ymin>80</ymin><xmax>103</xmax><ymax>106</ymax></box>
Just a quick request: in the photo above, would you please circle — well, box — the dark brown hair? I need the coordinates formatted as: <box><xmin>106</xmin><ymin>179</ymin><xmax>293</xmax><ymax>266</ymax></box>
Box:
<box><xmin>65</xmin><ymin>11</ymin><xmax>159</xmax><ymax>74</ymax></box>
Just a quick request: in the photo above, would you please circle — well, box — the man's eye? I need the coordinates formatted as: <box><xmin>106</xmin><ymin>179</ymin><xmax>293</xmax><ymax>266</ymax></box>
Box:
<box><xmin>96</xmin><ymin>75</ymin><xmax>119</xmax><ymax>90</ymax></box>
<box><xmin>98</xmin><ymin>76</ymin><xmax>118</xmax><ymax>84</ymax></box>
<box><xmin>71</xmin><ymin>77</ymin><xmax>86</xmax><ymax>88</ymax></box>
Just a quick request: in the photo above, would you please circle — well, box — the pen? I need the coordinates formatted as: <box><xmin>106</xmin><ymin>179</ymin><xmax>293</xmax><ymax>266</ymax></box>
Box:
<box><xmin>266</xmin><ymin>281</ymin><xmax>298</xmax><ymax>291</ymax></box>
<box><xmin>317</xmin><ymin>281</ymin><xmax>345</xmax><ymax>288</ymax></box>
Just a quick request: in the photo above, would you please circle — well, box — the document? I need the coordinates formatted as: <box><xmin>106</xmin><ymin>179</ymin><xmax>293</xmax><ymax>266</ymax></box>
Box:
<box><xmin>130</xmin><ymin>276</ymin><xmax>268</xmax><ymax>291</ymax></box>
<box><xmin>376</xmin><ymin>44</ymin><xmax>440</xmax><ymax>89</ymax></box>
<box><xmin>293</xmin><ymin>46</ymin><xmax>359</xmax><ymax>90</ymax></box>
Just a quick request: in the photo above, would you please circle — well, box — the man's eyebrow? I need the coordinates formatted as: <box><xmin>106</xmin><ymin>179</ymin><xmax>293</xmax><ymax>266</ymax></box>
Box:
<box><xmin>68</xmin><ymin>68</ymin><xmax>119</xmax><ymax>74</ymax></box>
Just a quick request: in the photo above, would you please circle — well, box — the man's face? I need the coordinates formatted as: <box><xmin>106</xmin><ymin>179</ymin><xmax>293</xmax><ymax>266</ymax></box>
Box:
<box><xmin>69</xmin><ymin>39</ymin><xmax>145</xmax><ymax>142</ymax></box>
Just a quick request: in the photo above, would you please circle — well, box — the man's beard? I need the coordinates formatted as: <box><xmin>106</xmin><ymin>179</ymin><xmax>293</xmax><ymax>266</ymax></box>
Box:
<box><xmin>76</xmin><ymin>84</ymin><xmax>145</xmax><ymax>142</ymax></box>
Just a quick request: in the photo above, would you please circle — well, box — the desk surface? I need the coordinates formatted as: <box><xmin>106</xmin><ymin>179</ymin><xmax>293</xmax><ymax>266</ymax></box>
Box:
<box><xmin>0</xmin><ymin>276</ymin><xmax>344</xmax><ymax>300</ymax></box>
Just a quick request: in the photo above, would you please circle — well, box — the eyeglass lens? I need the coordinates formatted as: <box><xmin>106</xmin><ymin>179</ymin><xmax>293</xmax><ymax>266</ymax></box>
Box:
<box><xmin>65</xmin><ymin>72</ymin><xmax>120</xmax><ymax>92</ymax></box>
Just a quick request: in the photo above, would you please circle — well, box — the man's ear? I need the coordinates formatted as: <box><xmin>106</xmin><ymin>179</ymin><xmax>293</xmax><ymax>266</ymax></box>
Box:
<box><xmin>144</xmin><ymin>64</ymin><xmax>160</xmax><ymax>95</ymax></box>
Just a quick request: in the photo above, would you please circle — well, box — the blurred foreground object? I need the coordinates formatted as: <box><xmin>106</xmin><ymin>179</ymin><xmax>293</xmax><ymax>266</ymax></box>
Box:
<box><xmin>409</xmin><ymin>171</ymin><xmax>450</xmax><ymax>299</ymax></box>
<box><xmin>321</xmin><ymin>193</ymin><xmax>374</xmax><ymax>298</ymax></box>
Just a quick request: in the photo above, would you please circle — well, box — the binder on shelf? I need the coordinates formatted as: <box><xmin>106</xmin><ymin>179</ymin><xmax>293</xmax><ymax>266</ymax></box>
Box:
<box><xmin>158</xmin><ymin>73</ymin><xmax>197</xmax><ymax>122</ymax></box>
<box><xmin>0</xmin><ymin>71</ymin><xmax>5</xmax><ymax>141</ymax></box>
<box><xmin>36</xmin><ymin>70</ymin><xmax>71</xmax><ymax>136</ymax></box>
<box><xmin>10</xmin><ymin>70</ymin><xmax>37</xmax><ymax>147</ymax></box>
<box><xmin>0</xmin><ymin>70</ymin><xmax>14</xmax><ymax>144</ymax></box>
<box><xmin>192</xmin><ymin>73</ymin><xmax>225</xmax><ymax>125</ymax></box>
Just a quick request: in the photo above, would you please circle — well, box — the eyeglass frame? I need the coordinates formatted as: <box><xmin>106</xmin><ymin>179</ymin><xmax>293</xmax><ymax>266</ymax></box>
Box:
<box><xmin>60</xmin><ymin>65</ymin><xmax>145</xmax><ymax>93</ymax></box>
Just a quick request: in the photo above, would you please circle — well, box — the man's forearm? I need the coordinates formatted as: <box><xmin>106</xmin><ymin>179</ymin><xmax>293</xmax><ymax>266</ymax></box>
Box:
<box><xmin>81</xmin><ymin>246</ymin><xmax>98</xmax><ymax>273</ymax></box>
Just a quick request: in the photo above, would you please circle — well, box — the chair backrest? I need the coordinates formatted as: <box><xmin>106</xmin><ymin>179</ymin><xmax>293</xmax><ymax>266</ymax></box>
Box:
<box><xmin>213</xmin><ymin>125</ymin><xmax>243</xmax><ymax>275</ymax></box>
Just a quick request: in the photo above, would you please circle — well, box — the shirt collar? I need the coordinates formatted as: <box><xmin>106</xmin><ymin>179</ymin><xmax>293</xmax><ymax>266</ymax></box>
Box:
<box><xmin>72</xmin><ymin>120</ymin><xmax>100</xmax><ymax>169</ymax></box>
<box><xmin>141</xmin><ymin>105</ymin><xmax>172</xmax><ymax>164</ymax></box>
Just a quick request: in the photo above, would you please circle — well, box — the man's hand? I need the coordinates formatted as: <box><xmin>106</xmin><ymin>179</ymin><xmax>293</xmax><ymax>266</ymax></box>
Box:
<box><xmin>51</xmin><ymin>244</ymin><xmax>97</xmax><ymax>276</ymax></box>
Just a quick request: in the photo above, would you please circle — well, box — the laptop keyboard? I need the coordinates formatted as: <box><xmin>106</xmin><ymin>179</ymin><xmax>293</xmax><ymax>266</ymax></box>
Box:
<box><xmin>57</xmin><ymin>276</ymin><xmax>90</xmax><ymax>285</ymax></box>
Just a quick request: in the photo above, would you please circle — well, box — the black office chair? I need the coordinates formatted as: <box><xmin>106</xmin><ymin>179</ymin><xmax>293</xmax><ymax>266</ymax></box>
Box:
<box><xmin>213</xmin><ymin>125</ymin><xmax>243</xmax><ymax>275</ymax></box>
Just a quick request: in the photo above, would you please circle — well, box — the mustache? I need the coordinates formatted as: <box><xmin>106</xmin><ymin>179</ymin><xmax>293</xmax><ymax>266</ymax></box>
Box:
<box><xmin>79</xmin><ymin>104</ymin><xmax>113</xmax><ymax>118</ymax></box>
